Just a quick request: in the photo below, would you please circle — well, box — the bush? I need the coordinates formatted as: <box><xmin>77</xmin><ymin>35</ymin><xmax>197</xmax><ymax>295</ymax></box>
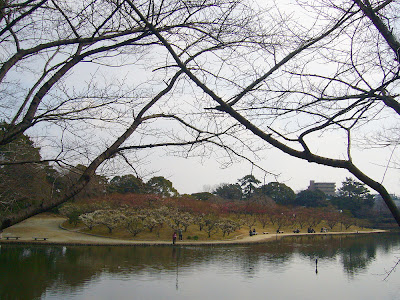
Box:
<box><xmin>59</xmin><ymin>203</ymin><xmax>82</xmax><ymax>227</ymax></box>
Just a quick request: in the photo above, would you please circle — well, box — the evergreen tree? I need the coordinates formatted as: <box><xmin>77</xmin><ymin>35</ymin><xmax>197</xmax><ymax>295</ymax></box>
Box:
<box><xmin>258</xmin><ymin>182</ymin><xmax>295</xmax><ymax>206</ymax></box>
<box><xmin>237</xmin><ymin>175</ymin><xmax>261</xmax><ymax>200</ymax></box>
<box><xmin>145</xmin><ymin>176</ymin><xmax>178</xmax><ymax>197</ymax></box>
<box><xmin>331</xmin><ymin>178</ymin><xmax>375</xmax><ymax>217</ymax></box>
<box><xmin>295</xmin><ymin>189</ymin><xmax>328</xmax><ymax>208</ymax></box>
<box><xmin>0</xmin><ymin>123</ymin><xmax>51</xmax><ymax>214</ymax></box>
<box><xmin>213</xmin><ymin>183</ymin><xmax>242</xmax><ymax>201</ymax></box>
<box><xmin>108</xmin><ymin>174</ymin><xmax>145</xmax><ymax>194</ymax></box>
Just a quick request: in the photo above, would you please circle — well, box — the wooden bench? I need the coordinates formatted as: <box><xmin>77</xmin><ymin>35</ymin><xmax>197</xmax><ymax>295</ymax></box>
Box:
<box><xmin>33</xmin><ymin>237</ymin><xmax>48</xmax><ymax>241</ymax></box>
<box><xmin>5</xmin><ymin>236</ymin><xmax>20</xmax><ymax>240</ymax></box>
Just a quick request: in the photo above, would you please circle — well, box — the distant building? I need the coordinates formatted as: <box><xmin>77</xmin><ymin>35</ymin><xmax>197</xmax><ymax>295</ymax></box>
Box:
<box><xmin>308</xmin><ymin>180</ymin><xmax>336</xmax><ymax>196</ymax></box>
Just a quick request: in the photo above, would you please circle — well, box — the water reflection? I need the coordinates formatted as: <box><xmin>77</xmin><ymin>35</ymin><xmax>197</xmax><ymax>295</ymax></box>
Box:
<box><xmin>0</xmin><ymin>233</ymin><xmax>399</xmax><ymax>299</ymax></box>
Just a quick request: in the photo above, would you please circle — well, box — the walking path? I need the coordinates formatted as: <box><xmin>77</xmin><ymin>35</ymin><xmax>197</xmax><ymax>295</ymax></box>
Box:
<box><xmin>0</xmin><ymin>213</ymin><xmax>388</xmax><ymax>246</ymax></box>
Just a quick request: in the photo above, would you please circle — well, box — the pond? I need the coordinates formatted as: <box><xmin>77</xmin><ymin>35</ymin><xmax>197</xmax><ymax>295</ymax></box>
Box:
<box><xmin>1</xmin><ymin>233</ymin><xmax>399</xmax><ymax>300</ymax></box>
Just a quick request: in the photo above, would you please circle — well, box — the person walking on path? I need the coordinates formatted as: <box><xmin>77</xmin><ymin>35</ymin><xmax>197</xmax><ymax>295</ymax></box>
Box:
<box><xmin>178</xmin><ymin>229</ymin><xmax>183</xmax><ymax>240</ymax></box>
<box><xmin>172</xmin><ymin>231</ymin><xmax>177</xmax><ymax>245</ymax></box>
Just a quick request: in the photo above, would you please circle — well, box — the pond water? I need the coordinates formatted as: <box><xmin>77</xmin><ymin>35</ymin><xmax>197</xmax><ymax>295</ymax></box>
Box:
<box><xmin>1</xmin><ymin>233</ymin><xmax>399</xmax><ymax>300</ymax></box>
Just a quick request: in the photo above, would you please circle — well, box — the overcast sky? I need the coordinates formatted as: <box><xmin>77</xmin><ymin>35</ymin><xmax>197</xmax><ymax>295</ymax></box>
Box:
<box><xmin>6</xmin><ymin>0</ymin><xmax>399</xmax><ymax>198</ymax></box>
<box><xmin>144</xmin><ymin>140</ymin><xmax>399</xmax><ymax>196</ymax></box>
<box><xmin>71</xmin><ymin>2</ymin><xmax>400</xmax><ymax>197</ymax></box>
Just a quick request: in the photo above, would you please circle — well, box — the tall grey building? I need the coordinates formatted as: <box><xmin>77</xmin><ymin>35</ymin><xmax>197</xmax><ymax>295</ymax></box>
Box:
<box><xmin>308</xmin><ymin>180</ymin><xmax>336</xmax><ymax>196</ymax></box>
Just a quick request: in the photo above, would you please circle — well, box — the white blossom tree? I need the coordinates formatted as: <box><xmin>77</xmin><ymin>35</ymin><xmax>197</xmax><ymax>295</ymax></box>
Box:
<box><xmin>123</xmin><ymin>214</ymin><xmax>146</xmax><ymax>237</ymax></box>
<box><xmin>218</xmin><ymin>218</ymin><xmax>239</xmax><ymax>237</ymax></box>
<box><xmin>95</xmin><ymin>209</ymin><xmax>125</xmax><ymax>234</ymax></box>
<box><xmin>79</xmin><ymin>212</ymin><xmax>99</xmax><ymax>231</ymax></box>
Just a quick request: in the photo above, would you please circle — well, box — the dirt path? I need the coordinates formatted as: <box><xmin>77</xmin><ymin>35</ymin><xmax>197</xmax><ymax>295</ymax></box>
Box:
<box><xmin>1</xmin><ymin>214</ymin><xmax>172</xmax><ymax>245</ymax></box>
<box><xmin>0</xmin><ymin>213</ymin><xmax>388</xmax><ymax>246</ymax></box>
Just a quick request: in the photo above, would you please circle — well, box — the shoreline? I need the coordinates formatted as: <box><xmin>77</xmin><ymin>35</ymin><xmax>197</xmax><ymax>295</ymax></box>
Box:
<box><xmin>0</xmin><ymin>230</ymin><xmax>389</xmax><ymax>247</ymax></box>
<box><xmin>0</xmin><ymin>214</ymin><xmax>389</xmax><ymax>247</ymax></box>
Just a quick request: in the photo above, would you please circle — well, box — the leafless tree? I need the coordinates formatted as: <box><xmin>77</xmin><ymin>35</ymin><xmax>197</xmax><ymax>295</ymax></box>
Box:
<box><xmin>138</xmin><ymin>0</ymin><xmax>400</xmax><ymax>226</ymax></box>
<box><xmin>0</xmin><ymin>0</ymin><xmax>266</xmax><ymax>229</ymax></box>
<box><xmin>2</xmin><ymin>0</ymin><xmax>400</xmax><ymax>231</ymax></box>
